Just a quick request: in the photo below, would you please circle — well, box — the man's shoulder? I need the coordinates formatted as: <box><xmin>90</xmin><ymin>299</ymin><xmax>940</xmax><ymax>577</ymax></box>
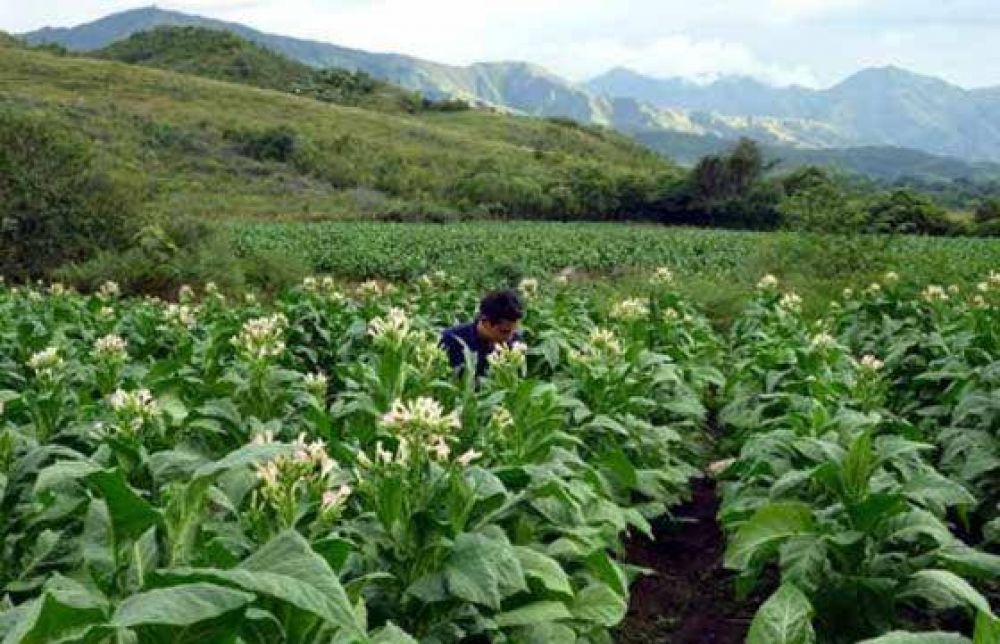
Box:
<box><xmin>441</xmin><ymin>321</ymin><xmax>475</xmax><ymax>342</ymax></box>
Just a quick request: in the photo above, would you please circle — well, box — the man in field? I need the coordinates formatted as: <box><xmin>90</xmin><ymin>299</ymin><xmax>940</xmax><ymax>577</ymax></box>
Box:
<box><xmin>440</xmin><ymin>289</ymin><xmax>524</xmax><ymax>379</ymax></box>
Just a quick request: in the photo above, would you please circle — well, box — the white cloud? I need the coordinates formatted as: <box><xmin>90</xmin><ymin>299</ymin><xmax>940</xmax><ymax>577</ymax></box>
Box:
<box><xmin>767</xmin><ymin>0</ymin><xmax>872</xmax><ymax>20</ymax></box>
<box><xmin>539</xmin><ymin>36</ymin><xmax>820</xmax><ymax>86</ymax></box>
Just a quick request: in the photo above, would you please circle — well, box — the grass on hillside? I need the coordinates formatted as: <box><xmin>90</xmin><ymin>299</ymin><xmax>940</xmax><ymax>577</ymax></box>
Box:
<box><xmin>0</xmin><ymin>45</ymin><xmax>675</xmax><ymax>222</ymax></box>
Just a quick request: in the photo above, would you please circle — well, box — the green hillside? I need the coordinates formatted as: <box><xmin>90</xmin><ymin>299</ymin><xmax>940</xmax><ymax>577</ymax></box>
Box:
<box><xmin>0</xmin><ymin>44</ymin><xmax>677</xmax><ymax>221</ymax></box>
<box><xmin>94</xmin><ymin>26</ymin><xmax>427</xmax><ymax>113</ymax></box>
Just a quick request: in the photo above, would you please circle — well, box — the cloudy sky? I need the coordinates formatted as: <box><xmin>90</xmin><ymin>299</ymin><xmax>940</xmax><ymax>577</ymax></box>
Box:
<box><xmin>3</xmin><ymin>0</ymin><xmax>998</xmax><ymax>88</ymax></box>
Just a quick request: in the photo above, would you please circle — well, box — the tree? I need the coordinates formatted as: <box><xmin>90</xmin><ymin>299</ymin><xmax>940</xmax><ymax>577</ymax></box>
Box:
<box><xmin>778</xmin><ymin>182</ymin><xmax>867</xmax><ymax>233</ymax></box>
<box><xmin>864</xmin><ymin>189</ymin><xmax>953</xmax><ymax>235</ymax></box>
<box><xmin>0</xmin><ymin>108</ymin><xmax>145</xmax><ymax>279</ymax></box>
<box><xmin>975</xmin><ymin>198</ymin><xmax>1000</xmax><ymax>223</ymax></box>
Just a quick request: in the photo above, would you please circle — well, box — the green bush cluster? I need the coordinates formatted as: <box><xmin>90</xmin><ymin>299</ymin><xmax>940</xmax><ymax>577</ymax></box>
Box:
<box><xmin>0</xmin><ymin>107</ymin><xmax>145</xmax><ymax>279</ymax></box>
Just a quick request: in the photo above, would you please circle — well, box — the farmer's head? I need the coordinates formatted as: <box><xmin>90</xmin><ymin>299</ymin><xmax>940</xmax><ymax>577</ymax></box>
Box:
<box><xmin>476</xmin><ymin>289</ymin><xmax>524</xmax><ymax>344</ymax></box>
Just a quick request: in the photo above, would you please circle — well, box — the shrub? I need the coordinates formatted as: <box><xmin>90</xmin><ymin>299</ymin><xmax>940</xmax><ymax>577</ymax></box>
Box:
<box><xmin>226</xmin><ymin>125</ymin><xmax>298</xmax><ymax>162</ymax></box>
<box><xmin>0</xmin><ymin>107</ymin><xmax>145</xmax><ymax>279</ymax></box>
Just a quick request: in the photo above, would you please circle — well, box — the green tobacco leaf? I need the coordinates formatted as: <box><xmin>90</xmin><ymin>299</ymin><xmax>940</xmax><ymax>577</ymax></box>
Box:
<box><xmin>584</xmin><ymin>549</ymin><xmax>628</xmax><ymax>597</ymax></box>
<box><xmin>974</xmin><ymin>611</ymin><xmax>1000</xmax><ymax>644</ymax></box>
<box><xmin>939</xmin><ymin>546</ymin><xmax>1000</xmax><ymax>580</ymax></box>
<box><xmin>856</xmin><ymin>632</ymin><xmax>971</xmax><ymax>643</ymax></box>
<box><xmin>570</xmin><ymin>583</ymin><xmax>626</xmax><ymax>627</ymax></box>
<box><xmin>746</xmin><ymin>583</ymin><xmax>815</xmax><ymax>644</ymax></box>
<box><xmin>725</xmin><ymin>502</ymin><xmax>815</xmax><ymax>571</ymax></box>
<box><xmin>2</xmin><ymin>575</ymin><xmax>109</xmax><ymax>644</ymax></box>
<box><xmin>508</xmin><ymin>622</ymin><xmax>576</xmax><ymax>644</ymax></box>
<box><xmin>515</xmin><ymin>547</ymin><xmax>572</xmax><ymax>597</ymax></box>
<box><xmin>494</xmin><ymin>601</ymin><xmax>572</xmax><ymax>628</ymax></box>
<box><xmin>369</xmin><ymin>622</ymin><xmax>418</xmax><ymax>644</ymax></box>
<box><xmin>112</xmin><ymin>583</ymin><xmax>253</xmax><ymax>628</ymax></box>
<box><xmin>901</xmin><ymin>570</ymin><xmax>992</xmax><ymax>615</ymax></box>
<box><xmin>191</xmin><ymin>444</ymin><xmax>294</xmax><ymax>482</ymax></box>
<box><xmin>158</xmin><ymin>529</ymin><xmax>364</xmax><ymax>639</ymax></box>
<box><xmin>85</xmin><ymin>469</ymin><xmax>161</xmax><ymax>541</ymax></box>
<box><xmin>443</xmin><ymin>532</ymin><xmax>526</xmax><ymax>610</ymax></box>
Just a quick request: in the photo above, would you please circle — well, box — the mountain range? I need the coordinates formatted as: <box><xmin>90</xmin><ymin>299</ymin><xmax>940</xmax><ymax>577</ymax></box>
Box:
<box><xmin>18</xmin><ymin>5</ymin><xmax>1000</xmax><ymax>166</ymax></box>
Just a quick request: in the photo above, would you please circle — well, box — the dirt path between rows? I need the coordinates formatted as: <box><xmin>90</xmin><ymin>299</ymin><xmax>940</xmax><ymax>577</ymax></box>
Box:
<box><xmin>617</xmin><ymin>477</ymin><xmax>767</xmax><ymax>643</ymax></box>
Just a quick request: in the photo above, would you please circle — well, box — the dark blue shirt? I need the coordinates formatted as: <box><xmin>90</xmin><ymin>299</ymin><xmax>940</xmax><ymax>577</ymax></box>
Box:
<box><xmin>440</xmin><ymin>321</ymin><xmax>523</xmax><ymax>378</ymax></box>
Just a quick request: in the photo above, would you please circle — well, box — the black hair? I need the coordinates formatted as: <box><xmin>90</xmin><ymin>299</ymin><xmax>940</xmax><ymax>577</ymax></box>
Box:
<box><xmin>478</xmin><ymin>289</ymin><xmax>524</xmax><ymax>323</ymax></box>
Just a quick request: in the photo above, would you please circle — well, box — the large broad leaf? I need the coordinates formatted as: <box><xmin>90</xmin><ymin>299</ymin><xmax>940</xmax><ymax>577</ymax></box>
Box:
<box><xmin>442</xmin><ymin>532</ymin><xmax>526</xmax><ymax>610</ymax></box>
<box><xmin>191</xmin><ymin>444</ymin><xmax>294</xmax><ymax>482</ymax></box>
<box><xmin>369</xmin><ymin>622</ymin><xmax>418</xmax><ymax>644</ymax></box>
<box><xmin>746</xmin><ymin>583</ymin><xmax>815</xmax><ymax>644</ymax></box>
<box><xmin>112</xmin><ymin>583</ymin><xmax>253</xmax><ymax>628</ymax></box>
<box><xmin>157</xmin><ymin>529</ymin><xmax>364</xmax><ymax>640</ymax></box>
<box><xmin>1</xmin><ymin>575</ymin><xmax>109</xmax><ymax>644</ymax></box>
<box><xmin>900</xmin><ymin>570</ymin><xmax>992</xmax><ymax>615</ymax></box>
<box><xmin>725</xmin><ymin>502</ymin><xmax>815</xmax><ymax>571</ymax></box>
<box><xmin>938</xmin><ymin>546</ymin><xmax>1000</xmax><ymax>581</ymax></box>
<box><xmin>975</xmin><ymin>611</ymin><xmax>1000</xmax><ymax>644</ymax></box>
<box><xmin>856</xmin><ymin>632</ymin><xmax>971</xmax><ymax>643</ymax></box>
<box><xmin>569</xmin><ymin>583</ymin><xmax>626</xmax><ymax>627</ymax></box>
<box><xmin>85</xmin><ymin>469</ymin><xmax>162</xmax><ymax>541</ymax></box>
<box><xmin>493</xmin><ymin>601</ymin><xmax>572</xmax><ymax>628</ymax></box>
<box><xmin>507</xmin><ymin>622</ymin><xmax>576</xmax><ymax>644</ymax></box>
<box><xmin>515</xmin><ymin>547</ymin><xmax>572</xmax><ymax>597</ymax></box>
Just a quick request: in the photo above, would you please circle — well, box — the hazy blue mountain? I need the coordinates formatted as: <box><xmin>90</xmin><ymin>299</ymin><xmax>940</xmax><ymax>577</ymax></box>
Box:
<box><xmin>22</xmin><ymin>6</ymin><xmax>1000</xmax><ymax>162</ymax></box>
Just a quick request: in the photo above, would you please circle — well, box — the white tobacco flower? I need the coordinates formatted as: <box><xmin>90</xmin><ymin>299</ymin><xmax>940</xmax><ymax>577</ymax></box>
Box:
<box><xmin>93</xmin><ymin>334</ymin><xmax>128</xmax><ymax>362</ymax></box>
<box><xmin>321</xmin><ymin>485</ymin><xmax>352</xmax><ymax>512</ymax></box>
<box><xmin>860</xmin><ymin>354</ymin><xmax>884</xmax><ymax>371</ymax></box>
<box><xmin>487</xmin><ymin>341</ymin><xmax>528</xmax><ymax>370</ymax></box>
<box><xmin>375</xmin><ymin>441</ymin><xmax>394</xmax><ymax>467</ymax></box>
<box><xmin>255</xmin><ymin>461</ymin><xmax>280</xmax><ymax>488</ymax></box>
<box><xmin>456</xmin><ymin>449</ymin><xmax>483</xmax><ymax>467</ymax></box>
<box><xmin>178</xmin><ymin>285</ymin><xmax>196</xmax><ymax>302</ymax></box>
<box><xmin>977</xmin><ymin>282</ymin><xmax>990</xmax><ymax>293</ymax></box>
<box><xmin>922</xmin><ymin>285</ymin><xmax>949</xmax><ymax>302</ymax></box>
<box><xmin>28</xmin><ymin>347</ymin><xmax>63</xmax><ymax>376</ymax></box>
<box><xmin>588</xmin><ymin>328</ymin><xmax>622</xmax><ymax>355</ymax></box>
<box><xmin>757</xmin><ymin>274</ymin><xmax>779</xmax><ymax>290</ymax></box>
<box><xmin>650</xmin><ymin>266</ymin><xmax>674</xmax><ymax>286</ymax></box>
<box><xmin>989</xmin><ymin>271</ymin><xmax>1000</xmax><ymax>287</ymax></box>
<box><xmin>367</xmin><ymin>307</ymin><xmax>412</xmax><ymax>344</ymax></box>
<box><xmin>48</xmin><ymin>283</ymin><xmax>66</xmax><ymax>296</ymax></box>
<box><xmin>490</xmin><ymin>406</ymin><xmax>514</xmax><ymax>430</ymax></box>
<box><xmin>610</xmin><ymin>298</ymin><xmax>649</xmax><ymax>320</ymax></box>
<box><xmin>97</xmin><ymin>306</ymin><xmax>116</xmax><ymax>320</ymax></box>
<box><xmin>809</xmin><ymin>332</ymin><xmax>837</xmax><ymax>350</ymax></box>
<box><xmin>883</xmin><ymin>271</ymin><xmax>899</xmax><ymax>284</ymax></box>
<box><xmin>778</xmin><ymin>292</ymin><xmax>803</xmax><ymax>312</ymax></box>
<box><xmin>251</xmin><ymin>430</ymin><xmax>276</xmax><ymax>445</ymax></box>
<box><xmin>205</xmin><ymin>282</ymin><xmax>219</xmax><ymax>296</ymax></box>
<box><xmin>98</xmin><ymin>281</ymin><xmax>120</xmax><ymax>300</ymax></box>
<box><xmin>947</xmin><ymin>284</ymin><xmax>960</xmax><ymax>296</ymax></box>
<box><xmin>381</xmin><ymin>397</ymin><xmax>461</xmax><ymax>435</ymax></box>
<box><xmin>518</xmin><ymin>278</ymin><xmax>539</xmax><ymax>298</ymax></box>
<box><xmin>427</xmin><ymin>435</ymin><xmax>452</xmax><ymax>462</ymax></box>
<box><xmin>165</xmin><ymin>303</ymin><xmax>197</xmax><ymax>328</ymax></box>
<box><xmin>971</xmin><ymin>295</ymin><xmax>988</xmax><ymax>309</ymax></box>
<box><xmin>663</xmin><ymin>307</ymin><xmax>680</xmax><ymax>321</ymax></box>
<box><xmin>303</xmin><ymin>372</ymin><xmax>328</xmax><ymax>398</ymax></box>
<box><xmin>231</xmin><ymin>314</ymin><xmax>288</xmax><ymax>360</ymax></box>
<box><xmin>302</xmin><ymin>276</ymin><xmax>319</xmax><ymax>292</ymax></box>
<box><xmin>108</xmin><ymin>388</ymin><xmax>159</xmax><ymax>417</ymax></box>
<box><xmin>244</xmin><ymin>292</ymin><xmax>258</xmax><ymax>305</ymax></box>
<box><xmin>866</xmin><ymin>283</ymin><xmax>882</xmax><ymax>295</ymax></box>
<box><xmin>842</xmin><ymin>288</ymin><xmax>854</xmax><ymax>299</ymax></box>
<box><xmin>417</xmin><ymin>274</ymin><xmax>435</xmax><ymax>289</ymax></box>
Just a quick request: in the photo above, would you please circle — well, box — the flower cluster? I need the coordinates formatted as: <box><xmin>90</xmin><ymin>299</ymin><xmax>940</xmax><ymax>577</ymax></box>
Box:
<box><xmin>178</xmin><ymin>285</ymin><xmax>196</xmax><ymax>303</ymax></box>
<box><xmin>368</xmin><ymin>307</ymin><xmax>413</xmax><ymax>345</ymax></box>
<box><xmin>883</xmin><ymin>271</ymin><xmax>900</xmax><ymax>285</ymax></box>
<box><xmin>357</xmin><ymin>280</ymin><xmax>395</xmax><ymax>297</ymax></box>
<box><xmin>487</xmin><ymin>341</ymin><xmax>528</xmax><ymax>371</ymax></box>
<box><xmin>381</xmin><ymin>397</ymin><xmax>460</xmax><ymax>435</ymax></box>
<box><xmin>108</xmin><ymin>388</ymin><xmax>161</xmax><ymax>437</ymax></box>
<box><xmin>588</xmin><ymin>327</ymin><xmax>623</xmax><ymax>356</ymax></box>
<box><xmin>93</xmin><ymin>334</ymin><xmax>128</xmax><ymax>363</ymax></box>
<box><xmin>859</xmin><ymin>355</ymin><xmax>884</xmax><ymax>371</ymax></box>
<box><xmin>27</xmin><ymin>347</ymin><xmax>63</xmax><ymax>379</ymax></box>
<box><xmin>518</xmin><ymin>278</ymin><xmax>539</xmax><ymax>298</ymax></box>
<box><xmin>922</xmin><ymin>285</ymin><xmax>949</xmax><ymax>302</ymax></box>
<box><xmin>809</xmin><ymin>332</ymin><xmax>837</xmax><ymax>350</ymax></box>
<box><xmin>650</xmin><ymin>266</ymin><xmax>674</xmax><ymax>286</ymax></box>
<box><xmin>252</xmin><ymin>432</ymin><xmax>350</xmax><ymax>516</ymax></box>
<box><xmin>165</xmin><ymin>303</ymin><xmax>198</xmax><ymax>328</ymax></box>
<box><xmin>303</xmin><ymin>372</ymin><xmax>328</xmax><ymax>399</ymax></box>
<box><xmin>232</xmin><ymin>313</ymin><xmax>288</xmax><ymax>361</ymax></box>
<box><xmin>98</xmin><ymin>281</ymin><xmax>120</xmax><ymax>300</ymax></box>
<box><xmin>778</xmin><ymin>292</ymin><xmax>803</xmax><ymax>312</ymax></box>
<box><xmin>866</xmin><ymin>283</ymin><xmax>882</xmax><ymax>296</ymax></box>
<box><xmin>610</xmin><ymin>298</ymin><xmax>649</xmax><ymax>321</ymax></box>
<box><xmin>757</xmin><ymin>274</ymin><xmax>779</xmax><ymax>290</ymax></box>
<box><xmin>554</xmin><ymin>267</ymin><xmax>576</xmax><ymax>285</ymax></box>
